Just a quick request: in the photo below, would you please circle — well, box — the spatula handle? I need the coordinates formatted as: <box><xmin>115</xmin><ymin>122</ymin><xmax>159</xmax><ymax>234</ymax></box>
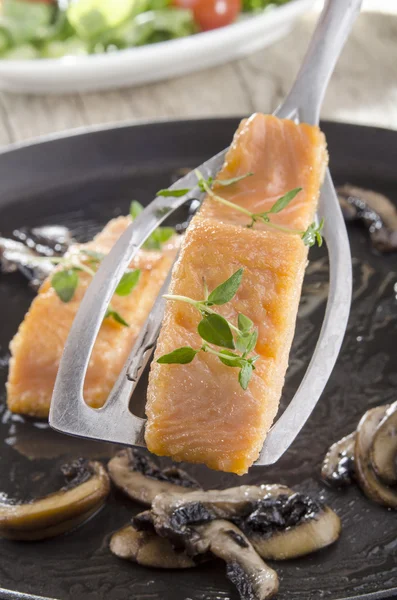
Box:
<box><xmin>276</xmin><ymin>0</ymin><xmax>362</xmax><ymax>124</ymax></box>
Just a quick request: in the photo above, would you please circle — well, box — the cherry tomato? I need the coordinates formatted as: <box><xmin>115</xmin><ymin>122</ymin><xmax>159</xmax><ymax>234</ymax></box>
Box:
<box><xmin>173</xmin><ymin>0</ymin><xmax>241</xmax><ymax>31</ymax></box>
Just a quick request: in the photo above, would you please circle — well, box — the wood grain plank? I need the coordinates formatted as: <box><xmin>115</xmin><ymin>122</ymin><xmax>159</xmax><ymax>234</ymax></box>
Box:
<box><xmin>0</xmin><ymin>94</ymin><xmax>88</xmax><ymax>144</ymax></box>
<box><xmin>237</xmin><ymin>12</ymin><xmax>397</xmax><ymax>129</ymax></box>
<box><xmin>78</xmin><ymin>62</ymin><xmax>252</xmax><ymax>127</ymax></box>
<box><xmin>0</xmin><ymin>95</ymin><xmax>15</xmax><ymax>145</ymax></box>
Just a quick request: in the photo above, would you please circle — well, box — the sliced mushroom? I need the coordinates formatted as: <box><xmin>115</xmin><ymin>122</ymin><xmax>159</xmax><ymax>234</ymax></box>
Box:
<box><xmin>108</xmin><ymin>449</ymin><xmax>200</xmax><ymax>506</ymax></box>
<box><xmin>132</xmin><ymin>509</ymin><xmax>157</xmax><ymax>532</ymax></box>
<box><xmin>190</xmin><ymin>520</ymin><xmax>279</xmax><ymax>600</ymax></box>
<box><xmin>133</xmin><ymin>511</ymin><xmax>279</xmax><ymax>599</ymax></box>
<box><xmin>151</xmin><ymin>486</ymin><xmax>340</xmax><ymax>560</ymax></box>
<box><xmin>355</xmin><ymin>406</ymin><xmax>397</xmax><ymax>509</ymax></box>
<box><xmin>371</xmin><ymin>401</ymin><xmax>397</xmax><ymax>485</ymax></box>
<box><xmin>241</xmin><ymin>497</ymin><xmax>341</xmax><ymax>560</ymax></box>
<box><xmin>0</xmin><ymin>459</ymin><xmax>110</xmax><ymax>540</ymax></box>
<box><xmin>337</xmin><ymin>184</ymin><xmax>397</xmax><ymax>252</ymax></box>
<box><xmin>321</xmin><ymin>432</ymin><xmax>356</xmax><ymax>486</ymax></box>
<box><xmin>110</xmin><ymin>524</ymin><xmax>197</xmax><ymax>569</ymax></box>
<box><xmin>151</xmin><ymin>485</ymin><xmax>290</xmax><ymax>545</ymax></box>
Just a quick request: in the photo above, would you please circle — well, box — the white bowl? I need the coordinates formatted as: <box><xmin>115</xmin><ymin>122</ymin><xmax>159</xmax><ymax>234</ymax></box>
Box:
<box><xmin>0</xmin><ymin>0</ymin><xmax>314</xmax><ymax>94</ymax></box>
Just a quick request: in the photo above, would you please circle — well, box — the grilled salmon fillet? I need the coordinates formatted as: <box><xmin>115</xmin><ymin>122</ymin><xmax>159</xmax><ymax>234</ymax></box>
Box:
<box><xmin>146</xmin><ymin>113</ymin><xmax>328</xmax><ymax>474</ymax></box>
<box><xmin>7</xmin><ymin>216</ymin><xmax>179</xmax><ymax>418</ymax></box>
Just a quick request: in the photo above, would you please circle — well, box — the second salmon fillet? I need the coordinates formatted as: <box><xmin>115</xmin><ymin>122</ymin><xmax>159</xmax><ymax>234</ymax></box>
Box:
<box><xmin>7</xmin><ymin>217</ymin><xmax>179</xmax><ymax>418</ymax></box>
<box><xmin>146</xmin><ymin>114</ymin><xmax>328</xmax><ymax>474</ymax></box>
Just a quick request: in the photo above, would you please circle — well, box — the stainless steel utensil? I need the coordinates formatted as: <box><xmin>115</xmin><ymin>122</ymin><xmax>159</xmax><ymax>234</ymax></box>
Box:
<box><xmin>50</xmin><ymin>0</ymin><xmax>360</xmax><ymax>465</ymax></box>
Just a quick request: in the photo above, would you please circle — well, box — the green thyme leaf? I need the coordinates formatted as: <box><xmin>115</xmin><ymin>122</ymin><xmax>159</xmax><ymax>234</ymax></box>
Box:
<box><xmin>193</xmin><ymin>175</ymin><xmax>323</xmax><ymax>246</ymax></box>
<box><xmin>207</xmin><ymin>268</ymin><xmax>243</xmax><ymax>306</ymax></box>
<box><xmin>105</xmin><ymin>308</ymin><xmax>129</xmax><ymax>327</ymax></box>
<box><xmin>143</xmin><ymin>227</ymin><xmax>174</xmax><ymax>250</ymax></box>
<box><xmin>198</xmin><ymin>314</ymin><xmax>235</xmax><ymax>349</ymax></box>
<box><xmin>268</xmin><ymin>187</ymin><xmax>302</xmax><ymax>214</ymax></box>
<box><xmin>159</xmin><ymin>269</ymin><xmax>260</xmax><ymax>390</ymax></box>
<box><xmin>236</xmin><ymin>332</ymin><xmax>252</xmax><ymax>354</ymax></box>
<box><xmin>203</xmin><ymin>277</ymin><xmax>209</xmax><ymax>301</ymax></box>
<box><xmin>51</xmin><ymin>268</ymin><xmax>79</xmax><ymax>303</ymax></box>
<box><xmin>239</xmin><ymin>362</ymin><xmax>253</xmax><ymax>390</ymax></box>
<box><xmin>198</xmin><ymin>176</ymin><xmax>213</xmax><ymax>192</ymax></box>
<box><xmin>217</xmin><ymin>350</ymin><xmax>244</xmax><ymax>368</ymax></box>
<box><xmin>301</xmin><ymin>218</ymin><xmax>324</xmax><ymax>247</ymax></box>
<box><xmin>115</xmin><ymin>269</ymin><xmax>141</xmax><ymax>296</ymax></box>
<box><xmin>130</xmin><ymin>200</ymin><xmax>144</xmax><ymax>219</ymax></box>
<box><xmin>235</xmin><ymin>329</ymin><xmax>257</xmax><ymax>355</ymax></box>
<box><xmin>79</xmin><ymin>249</ymin><xmax>106</xmax><ymax>262</ymax></box>
<box><xmin>245</xmin><ymin>329</ymin><xmax>258</xmax><ymax>354</ymax></box>
<box><xmin>238</xmin><ymin>313</ymin><xmax>253</xmax><ymax>332</ymax></box>
<box><xmin>215</xmin><ymin>172</ymin><xmax>253</xmax><ymax>187</ymax></box>
<box><xmin>156</xmin><ymin>188</ymin><xmax>190</xmax><ymax>197</ymax></box>
<box><xmin>157</xmin><ymin>346</ymin><xmax>198</xmax><ymax>364</ymax></box>
<box><xmin>130</xmin><ymin>199</ymin><xmax>175</xmax><ymax>250</ymax></box>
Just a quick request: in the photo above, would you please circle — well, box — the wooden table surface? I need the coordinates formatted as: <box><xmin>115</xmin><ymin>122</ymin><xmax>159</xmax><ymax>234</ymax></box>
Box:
<box><xmin>0</xmin><ymin>3</ymin><xmax>396</xmax><ymax>147</ymax></box>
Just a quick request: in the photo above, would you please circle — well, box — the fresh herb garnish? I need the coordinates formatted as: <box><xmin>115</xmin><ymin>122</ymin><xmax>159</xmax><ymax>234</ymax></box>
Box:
<box><xmin>157</xmin><ymin>269</ymin><xmax>259</xmax><ymax>390</ymax></box>
<box><xmin>206</xmin><ymin>267</ymin><xmax>243</xmax><ymax>305</ymax></box>
<box><xmin>198</xmin><ymin>313</ymin><xmax>235</xmax><ymax>349</ymax></box>
<box><xmin>49</xmin><ymin>197</ymin><xmax>175</xmax><ymax>325</ymax></box>
<box><xmin>157</xmin><ymin>346</ymin><xmax>199</xmax><ymax>364</ymax></box>
<box><xmin>212</xmin><ymin>173</ymin><xmax>254</xmax><ymax>188</ymax></box>
<box><xmin>197</xmin><ymin>172</ymin><xmax>254</xmax><ymax>192</ymax></box>
<box><xmin>143</xmin><ymin>227</ymin><xmax>175</xmax><ymax>250</ymax></box>
<box><xmin>104</xmin><ymin>308</ymin><xmax>130</xmax><ymax>328</ymax></box>
<box><xmin>130</xmin><ymin>200</ymin><xmax>144</xmax><ymax>220</ymax></box>
<box><xmin>115</xmin><ymin>270</ymin><xmax>141</xmax><ymax>296</ymax></box>
<box><xmin>51</xmin><ymin>268</ymin><xmax>79</xmax><ymax>303</ymax></box>
<box><xmin>49</xmin><ymin>251</ymin><xmax>141</xmax><ymax>327</ymax></box>
<box><xmin>195</xmin><ymin>170</ymin><xmax>323</xmax><ymax>247</ymax></box>
<box><xmin>301</xmin><ymin>218</ymin><xmax>325</xmax><ymax>247</ymax></box>
<box><xmin>129</xmin><ymin>200</ymin><xmax>175</xmax><ymax>250</ymax></box>
<box><xmin>156</xmin><ymin>188</ymin><xmax>190</xmax><ymax>197</ymax></box>
<box><xmin>155</xmin><ymin>172</ymin><xmax>253</xmax><ymax>198</ymax></box>
<box><xmin>157</xmin><ymin>169</ymin><xmax>323</xmax><ymax>247</ymax></box>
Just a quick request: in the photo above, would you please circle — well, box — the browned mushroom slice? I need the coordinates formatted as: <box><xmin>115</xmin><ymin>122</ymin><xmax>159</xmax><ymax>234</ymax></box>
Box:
<box><xmin>337</xmin><ymin>184</ymin><xmax>397</xmax><ymax>253</ymax></box>
<box><xmin>0</xmin><ymin>459</ymin><xmax>110</xmax><ymax>540</ymax></box>
<box><xmin>151</xmin><ymin>486</ymin><xmax>340</xmax><ymax>560</ymax></box>
<box><xmin>151</xmin><ymin>485</ymin><xmax>290</xmax><ymax>544</ymax></box>
<box><xmin>355</xmin><ymin>406</ymin><xmax>397</xmax><ymax>509</ymax></box>
<box><xmin>321</xmin><ymin>433</ymin><xmax>356</xmax><ymax>486</ymax></box>
<box><xmin>239</xmin><ymin>495</ymin><xmax>341</xmax><ymax>560</ymax></box>
<box><xmin>108</xmin><ymin>449</ymin><xmax>200</xmax><ymax>506</ymax></box>
<box><xmin>371</xmin><ymin>401</ymin><xmax>397</xmax><ymax>486</ymax></box>
<box><xmin>110</xmin><ymin>524</ymin><xmax>197</xmax><ymax>569</ymax></box>
<box><xmin>194</xmin><ymin>520</ymin><xmax>279</xmax><ymax>600</ymax></box>
<box><xmin>133</xmin><ymin>509</ymin><xmax>279</xmax><ymax>599</ymax></box>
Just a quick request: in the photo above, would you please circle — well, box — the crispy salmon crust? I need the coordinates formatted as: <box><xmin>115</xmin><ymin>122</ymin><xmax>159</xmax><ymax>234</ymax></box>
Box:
<box><xmin>7</xmin><ymin>217</ymin><xmax>178</xmax><ymax>418</ymax></box>
<box><xmin>146</xmin><ymin>114</ymin><xmax>328</xmax><ymax>474</ymax></box>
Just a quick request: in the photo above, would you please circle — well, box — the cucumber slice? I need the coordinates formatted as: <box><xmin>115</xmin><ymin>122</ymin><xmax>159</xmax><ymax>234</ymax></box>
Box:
<box><xmin>67</xmin><ymin>0</ymin><xmax>147</xmax><ymax>39</ymax></box>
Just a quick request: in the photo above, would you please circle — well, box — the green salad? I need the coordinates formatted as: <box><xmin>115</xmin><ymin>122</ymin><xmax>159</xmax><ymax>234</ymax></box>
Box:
<box><xmin>0</xmin><ymin>0</ymin><xmax>292</xmax><ymax>60</ymax></box>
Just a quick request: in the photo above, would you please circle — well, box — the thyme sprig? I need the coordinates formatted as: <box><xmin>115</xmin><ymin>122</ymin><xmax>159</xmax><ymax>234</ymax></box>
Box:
<box><xmin>157</xmin><ymin>170</ymin><xmax>324</xmax><ymax>247</ymax></box>
<box><xmin>44</xmin><ymin>250</ymin><xmax>141</xmax><ymax>327</ymax></box>
<box><xmin>130</xmin><ymin>201</ymin><xmax>174</xmax><ymax>250</ymax></box>
<box><xmin>46</xmin><ymin>202</ymin><xmax>177</xmax><ymax>327</ymax></box>
<box><xmin>157</xmin><ymin>268</ymin><xmax>259</xmax><ymax>390</ymax></box>
<box><xmin>195</xmin><ymin>170</ymin><xmax>324</xmax><ymax>247</ymax></box>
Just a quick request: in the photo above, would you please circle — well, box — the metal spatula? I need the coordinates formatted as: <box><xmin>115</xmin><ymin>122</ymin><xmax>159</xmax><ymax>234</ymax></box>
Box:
<box><xmin>50</xmin><ymin>0</ymin><xmax>360</xmax><ymax>466</ymax></box>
